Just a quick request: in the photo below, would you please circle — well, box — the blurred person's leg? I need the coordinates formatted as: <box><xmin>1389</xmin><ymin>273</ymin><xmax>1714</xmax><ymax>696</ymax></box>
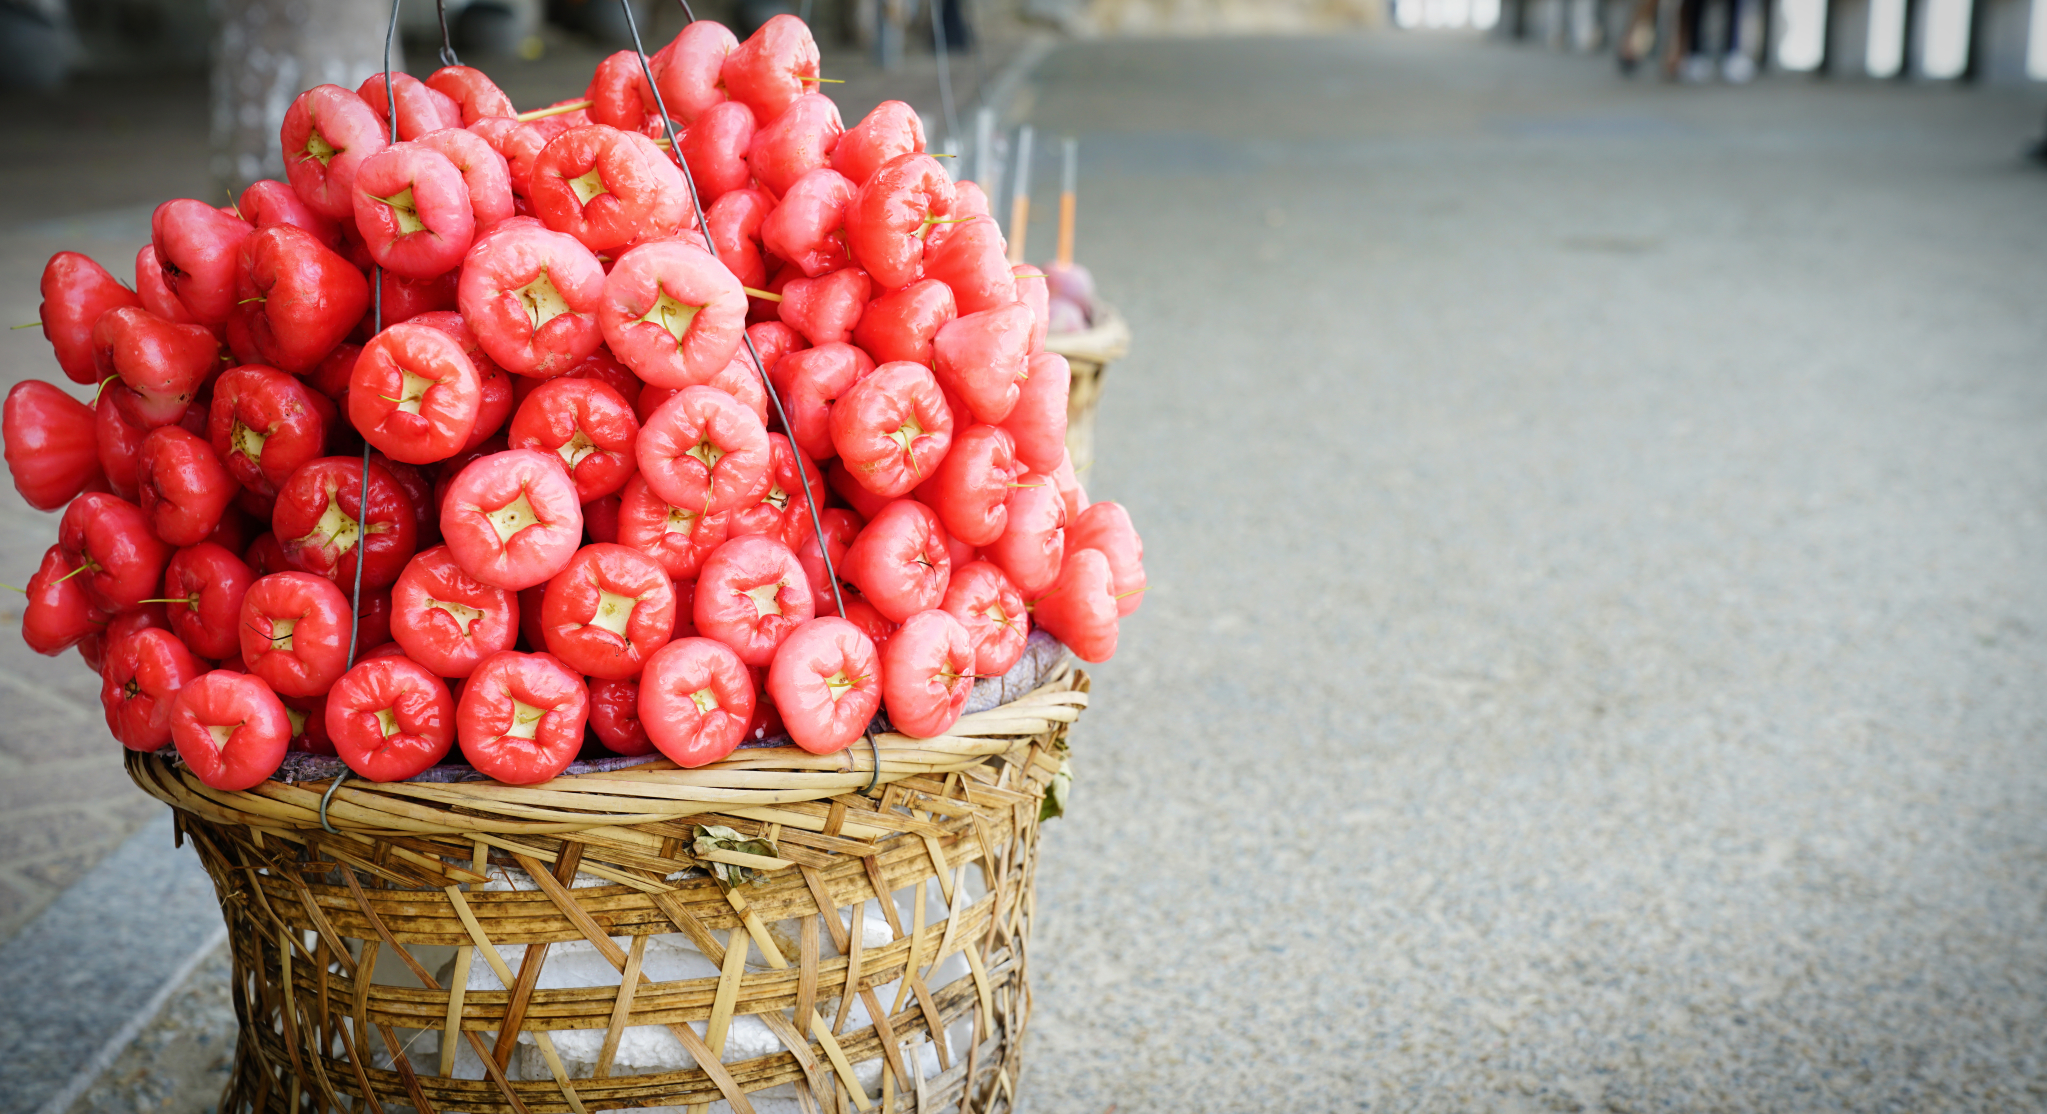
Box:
<box><xmin>1617</xmin><ymin>0</ymin><xmax>1659</xmax><ymax>71</ymax></box>
<box><xmin>1664</xmin><ymin>0</ymin><xmax>1696</xmax><ymax>75</ymax></box>
<box><xmin>1723</xmin><ymin>0</ymin><xmax>1755</xmax><ymax>80</ymax></box>
<box><xmin>1681</xmin><ymin>0</ymin><xmax>1716</xmax><ymax>79</ymax></box>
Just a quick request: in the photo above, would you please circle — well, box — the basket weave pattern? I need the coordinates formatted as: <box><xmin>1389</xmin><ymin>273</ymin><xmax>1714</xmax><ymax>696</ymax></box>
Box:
<box><xmin>1045</xmin><ymin>305</ymin><xmax>1131</xmax><ymax>477</ymax></box>
<box><xmin>126</xmin><ymin>668</ymin><xmax>1088</xmax><ymax>1114</ymax></box>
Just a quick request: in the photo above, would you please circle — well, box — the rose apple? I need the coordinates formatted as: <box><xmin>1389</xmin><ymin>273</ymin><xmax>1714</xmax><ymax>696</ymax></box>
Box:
<box><xmin>240</xmin><ymin>572</ymin><xmax>354</xmax><ymax>697</ymax></box>
<box><xmin>150</xmin><ymin>199</ymin><xmax>253</xmax><ymax>325</ymax></box>
<box><xmin>39</xmin><ymin>252</ymin><xmax>141</xmax><ymax>384</ymax></box>
<box><xmin>427</xmin><ymin>65</ymin><xmax>516</xmax><ymax>125</ymax></box>
<box><xmin>693</xmin><ymin>534</ymin><xmax>814</xmax><ymax>666</ymax></box>
<box><xmin>918</xmin><ymin>424</ymin><xmax>1019</xmax><ymax>547</ymax></box>
<box><xmin>230</xmin><ymin>224</ymin><xmax>371</xmax><ymax>373</ymax></box>
<box><xmin>415</xmin><ymin>127</ymin><xmax>517</xmax><ymax>234</ymax></box>
<box><xmin>351</xmin><ymin>141</ymin><xmax>476</xmax><ymax>279</ymax></box>
<box><xmin>456</xmin><ymin>220</ymin><xmax>607</xmax><ymax>377</ymax></box>
<box><xmin>357</xmin><ymin>71</ymin><xmax>462</xmax><ymax>140</ymax></box>
<box><xmin>5</xmin><ymin>381</ymin><xmax>101</xmax><ymax>510</ymax></box>
<box><xmin>749</xmin><ymin>93</ymin><xmax>843</xmax><ymax>198</ymax></box>
<box><xmin>636</xmin><ymin>385</ymin><xmax>770</xmax><ymax>515</ymax></box>
<box><xmin>456</xmin><ymin>650</ymin><xmax>588</xmax><ymax>784</ymax></box>
<box><xmin>615</xmin><ymin>473</ymin><xmax>730</xmax><ymax>579</ymax></box>
<box><xmin>766</xmin><ymin>616</ymin><xmax>879</xmax><ymax>755</ymax></box>
<box><xmin>777</xmin><ymin>264</ymin><xmax>869</xmax><ymax>347</ymax></box>
<box><xmin>439</xmin><ymin>448</ymin><xmax>584</xmax><ymax>589</ymax></box>
<box><xmin>135</xmin><ymin>426</ymin><xmax>234</xmax><ymax>546</ymax></box>
<box><xmin>349</xmin><ymin>322</ymin><xmax>483</xmax><ymax>464</ymax></box>
<box><xmin>720</xmin><ymin>15</ymin><xmax>820</xmax><ymax>126</ymax></box>
<box><xmin>588</xmin><ymin>676</ymin><xmax>654</xmax><ymax>755</ymax></box>
<box><xmin>832</xmin><ymin>100</ymin><xmax>924</xmax><ymax>187</ymax></box>
<box><xmin>842</xmin><ymin>498</ymin><xmax>951</xmax><ymax>623</ymax></box>
<box><xmin>829</xmin><ymin>361</ymin><xmax>953</xmax><ymax>499</ymax></box>
<box><xmin>389</xmin><ymin>545</ymin><xmax>519</xmax><ymax>678</ymax></box>
<box><xmin>160</xmin><ymin>542</ymin><xmax>255</xmax><ymax>661</ymax></box>
<box><xmin>845</xmin><ymin>153</ymin><xmax>954</xmax><ymax>290</ymax></box>
<box><xmin>880</xmin><ymin>609</ymin><xmax>974</xmax><ymax>738</ymax></box>
<box><xmin>170</xmin><ymin>670</ymin><xmax>291</xmax><ymax>789</ymax></box>
<box><xmin>638</xmin><ymin>636</ymin><xmax>753</xmax><ymax>767</ymax></box>
<box><xmin>101</xmin><ymin>627</ymin><xmax>205</xmax><ymax>751</ymax></box>
<box><xmin>941</xmin><ymin>559</ymin><xmax>1029</xmax><ymax>677</ymax></box>
<box><xmin>326</xmin><ymin>655</ymin><xmax>456</xmax><ymax>781</ymax></box>
<box><xmin>283</xmin><ymin>85</ymin><xmax>391</xmax><ymax>219</ymax></box>
<box><xmin>654</xmin><ymin>20</ymin><xmax>739</xmax><ymax>125</ymax></box>
<box><xmin>507</xmin><ymin>377</ymin><xmax>638</xmax><ymax>501</ymax></box>
<box><xmin>271</xmin><ymin>456</ymin><xmax>418</xmax><ymax>590</ymax></box>
<box><xmin>58</xmin><ymin>493</ymin><xmax>172</xmax><ymax>613</ymax></box>
<box><xmin>853</xmin><ymin>278</ymin><xmax>956</xmax><ymax>366</ymax></box>
<box><xmin>769</xmin><ymin>342</ymin><xmax>873</xmax><ymax>461</ymax></box>
<box><xmin>540</xmin><ymin>542</ymin><xmax>676</xmax><ymax>679</ymax></box>
<box><xmin>207</xmin><ymin>365</ymin><xmax>334</xmax><ymax>497</ymax></box>
<box><xmin>982</xmin><ymin>473</ymin><xmax>1065</xmax><ymax>597</ymax></box>
<box><xmin>1033</xmin><ymin>548</ymin><xmax>1118</xmax><ymax>663</ymax></box>
<box><xmin>22</xmin><ymin>545</ymin><xmax>107</xmax><ymax>656</ymax></box>
<box><xmin>676</xmin><ymin>100</ymin><xmax>757</xmax><ymax>206</ymax></box>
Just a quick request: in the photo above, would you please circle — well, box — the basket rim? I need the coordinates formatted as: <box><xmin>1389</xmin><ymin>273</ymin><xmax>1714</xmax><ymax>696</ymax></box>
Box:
<box><xmin>1043</xmin><ymin>302</ymin><xmax>1131</xmax><ymax>364</ymax></box>
<box><xmin>127</xmin><ymin>666</ymin><xmax>1086</xmax><ymax>838</ymax></box>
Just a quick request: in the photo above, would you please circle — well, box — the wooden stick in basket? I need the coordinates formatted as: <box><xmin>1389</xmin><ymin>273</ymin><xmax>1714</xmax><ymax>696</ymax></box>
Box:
<box><xmin>1008</xmin><ymin>125</ymin><xmax>1034</xmax><ymax>264</ymax></box>
<box><xmin>1056</xmin><ymin>136</ymin><xmax>1078</xmax><ymax>268</ymax></box>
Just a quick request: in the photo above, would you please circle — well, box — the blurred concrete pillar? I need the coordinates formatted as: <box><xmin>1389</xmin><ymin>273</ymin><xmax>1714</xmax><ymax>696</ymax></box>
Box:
<box><xmin>212</xmin><ymin>0</ymin><xmax>394</xmax><ymax>193</ymax></box>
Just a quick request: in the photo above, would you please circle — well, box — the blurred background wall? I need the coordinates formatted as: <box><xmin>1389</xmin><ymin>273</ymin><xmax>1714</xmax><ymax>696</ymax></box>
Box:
<box><xmin>3</xmin><ymin>0</ymin><xmax>2042</xmax><ymax>94</ymax></box>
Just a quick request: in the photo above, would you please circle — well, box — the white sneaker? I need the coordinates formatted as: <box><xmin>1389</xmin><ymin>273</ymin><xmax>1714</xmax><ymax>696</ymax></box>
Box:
<box><xmin>1723</xmin><ymin>52</ymin><xmax>1756</xmax><ymax>82</ymax></box>
<box><xmin>1681</xmin><ymin>55</ymin><xmax>1716</xmax><ymax>83</ymax></box>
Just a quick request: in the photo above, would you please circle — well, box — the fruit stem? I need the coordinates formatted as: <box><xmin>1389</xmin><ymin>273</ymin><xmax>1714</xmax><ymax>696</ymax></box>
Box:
<box><xmin>516</xmin><ymin>98</ymin><xmax>592</xmax><ymax>121</ymax></box>
<box><xmin>0</xmin><ymin>583</ymin><xmax>23</xmax><ymax>594</ymax></box>
<box><xmin>10</xmin><ymin>322</ymin><xmax>41</xmax><ymax>330</ymax></box>
<box><xmin>237</xmin><ymin>296</ymin><xmax>266</xmax><ymax>305</ymax></box>
<box><xmin>800</xmin><ymin>76</ymin><xmax>845</xmax><ymax>83</ymax></box>
<box><xmin>742</xmin><ymin>286</ymin><xmax>783</xmax><ymax>303</ymax></box>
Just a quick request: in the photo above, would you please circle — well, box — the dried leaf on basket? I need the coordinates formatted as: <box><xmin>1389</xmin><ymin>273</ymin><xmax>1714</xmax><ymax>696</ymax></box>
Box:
<box><xmin>1040</xmin><ymin>756</ymin><xmax>1073</xmax><ymax>821</ymax></box>
<box><xmin>693</xmin><ymin>823</ymin><xmax>782</xmax><ymax>888</ymax></box>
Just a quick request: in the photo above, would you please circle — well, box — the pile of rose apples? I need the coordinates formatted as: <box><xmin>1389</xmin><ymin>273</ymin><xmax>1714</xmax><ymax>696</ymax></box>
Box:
<box><xmin>4</xmin><ymin>14</ymin><xmax>1143</xmax><ymax>793</ymax></box>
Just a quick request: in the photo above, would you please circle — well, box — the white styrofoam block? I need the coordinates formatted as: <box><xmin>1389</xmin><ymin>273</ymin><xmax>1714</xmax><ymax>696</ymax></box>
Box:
<box><xmin>478</xmin><ymin>866</ymin><xmax>617</xmax><ymax>891</ymax></box>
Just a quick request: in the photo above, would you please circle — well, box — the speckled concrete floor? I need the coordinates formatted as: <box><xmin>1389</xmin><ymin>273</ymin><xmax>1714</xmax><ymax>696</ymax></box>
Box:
<box><xmin>13</xmin><ymin>26</ymin><xmax>2047</xmax><ymax>1114</ymax></box>
<box><xmin>1017</xmin><ymin>32</ymin><xmax>2047</xmax><ymax>1114</ymax></box>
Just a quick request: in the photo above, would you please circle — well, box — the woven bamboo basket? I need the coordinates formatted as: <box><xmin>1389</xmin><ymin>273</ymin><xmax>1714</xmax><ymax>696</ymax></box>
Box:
<box><xmin>1044</xmin><ymin>304</ymin><xmax>1131</xmax><ymax>478</ymax></box>
<box><xmin>125</xmin><ymin>646</ymin><xmax>1088</xmax><ymax>1114</ymax></box>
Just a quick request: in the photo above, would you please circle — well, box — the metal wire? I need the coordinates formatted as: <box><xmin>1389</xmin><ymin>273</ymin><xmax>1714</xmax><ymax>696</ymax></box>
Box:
<box><xmin>319</xmin><ymin>769</ymin><xmax>349</xmax><ymax>833</ymax></box>
<box><xmin>930</xmin><ymin>0</ymin><xmax>961</xmax><ymax>148</ymax></box>
<box><xmin>617</xmin><ymin>0</ymin><xmax>847</xmax><ymax>620</ymax></box>
<box><xmin>349</xmin><ymin>0</ymin><xmax>403</xmax><ymax>669</ymax></box>
<box><xmin>436</xmin><ymin>0</ymin><xmax>460</xmax><ymax>66</ymax></box>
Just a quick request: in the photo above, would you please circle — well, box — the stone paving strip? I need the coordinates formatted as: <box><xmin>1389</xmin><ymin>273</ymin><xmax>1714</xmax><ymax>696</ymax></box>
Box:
<box><xmin>0</xmin><ymin>812</ymin><xmax>221</xmax><ymax>1113</ymax></box>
